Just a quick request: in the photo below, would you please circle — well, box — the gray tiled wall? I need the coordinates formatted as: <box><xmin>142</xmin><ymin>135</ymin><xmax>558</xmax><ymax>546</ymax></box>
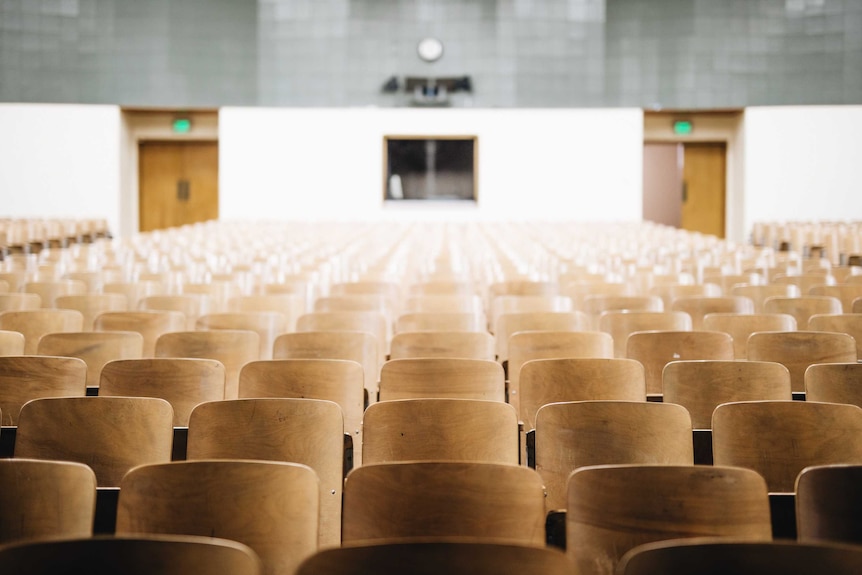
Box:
<box><xmin>1</xmin><ymin>0</ymin><xmax>860</xmax><ymax>108</ymax></box>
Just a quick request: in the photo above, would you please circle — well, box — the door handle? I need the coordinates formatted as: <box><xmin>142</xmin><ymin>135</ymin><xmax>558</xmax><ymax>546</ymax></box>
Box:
<box><xmin>176</xmin><ymin>180</ymin><xmax>190</xmax><ymax>201</ymax></box>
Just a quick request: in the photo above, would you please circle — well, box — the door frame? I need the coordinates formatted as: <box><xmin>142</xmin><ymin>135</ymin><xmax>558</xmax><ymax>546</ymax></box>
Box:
<box><xmin>120</xmin><ymin>108</ymin><xmax>219</xmax><ymax>238</ymax></box>
<box><xmin>643</xmin><ymin>110</ymin><xmax>744</xmax><ymax>242</ymax></box>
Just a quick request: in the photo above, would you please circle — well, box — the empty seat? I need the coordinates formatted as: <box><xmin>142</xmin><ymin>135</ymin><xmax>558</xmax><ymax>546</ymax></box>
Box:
<box><xmin>0</xmin><ymin>458</ymin><xmax>96</xmax><ymax>543</ymax></box>
<box><xmin>342</xmin><ymin>461</ymin><xmax>546</xmax><ymax>546</ymax></box>
<box><xmin>730</xmin><ymin>284</ymin><xmax>801</xmax><ymax>312</ymax></box>
<box><xmin>598</xmin><ymin>311</ymin><xmax>692</xmax><ymax>359</ymax></box>
<box><xmin>702</xmin><ymin>312</ymin><xmax>797</xmax><ymax>359</ymax></box>
<box><xmin>0</xmin><ymin>533</ymin><xmax>263</xmax><ymax>575</ymax></box>
<box><xmin>239</xmin><ymin>358</ymin><xmax>364</xmax><ymax>462</ymax></box>
<box><xmin>187</xmin><ymin>398</ymin><xmax>343</xmax><ymax>546</ymax></box>
<box><xmin>0</xmin><ymin>355</ymin><xmax>87</xmax><ymax>425</ymax></box>
<box><xmin>582</xmin><ymin>295</ymin><xmax>664</xmax><ymax>329</ymax></box>
<box><xmin>155</xmin><ymin>330</ymin><xmax>260</xmax><ymax>400</ymax></box>
<box><xmin>0</xmin><ymin>330</ymin><xmax>25</xmax><ymax>356</ymax></box>
<box><xmin>15</xmin><ymin>396</ymin><xmax>174</xmax><ymax>487</ymax></box>
<box><xmin>746</xmin><ymin>331</ymin><xmax>857</xmax><ymax>393</ymax></box>
<box><xmin>535</xmin><ymin>401</ymin><xmax>693</xmax><ymax>512</ymax></box>
<box><xmin>94</xmin><ymin>310</ymin><xmax>186</xmax><ymax>357</ymax></box>
<box><xmin>139</xmin><ymin>294</ymin><xmax>206</xmax><ymax>330</ymax></box>
<box><xmin>37</xmin><ymin>331</ymin><xmax>144</xmax><ymax>389</ymax></box>
<box><xmin>805</xmin><ymin>362</ymin><xmax>862</xmax><ymax>408</ymax></box>
<box><xmin>712</xmin><ymin>400</ymin><xmax>862</xmax><ymax>493</ymax></box>
<box><xmin>796</xmin><ymin>463</ymin><xmax>862</xmax><ymax>545</ymax></box>
<box><xmin>0</xmin><ymin>309</ymin><xmax>84</xmax><ymax>354</ymax></box>
<box><xmin>296</xmin><ymin>540</ymin><xmax>570</xmax><ymax>575</ymax></box>
<box><xmin>808</xmin><ymin>313</ymin><xmax>862</xmax><ymax>357</ymax></box>
<box><xmin>519</xmin><ymin>357</ymin><xmax>646</xmax><ymax>432</ymax></box>
<box><xmin>394</xmin><ymin>311</ymin><xmax>486</xmax><ymax>334</ymax></box>
<box><xmin>0</xmin><ymin>292</ymin><xmax>42</xmax><ymax>312</ymax></box>
<box><xmin>763</xmin><ymin>295</ymin><xmax>842</xmax><ymax>329</ymax></box>
<box><xmin>196</xmin><ymin>311</ymin><xmax>288</xmax><ymax>360</ymax></box>
<box><xmin>617</xmin><ymin>538</ymin><xmax>862</xmax><ymax>575</ymax></box>
<box><xmin>55</xmin><ymin>293</ymin><xmax>128</xmax><ymax>331</ymax></box>
<box><xmin>296</xmin><ymin>311</ymin><xmax>388</xmax><ymax>368</ymax></box>
<box><xmin>100</xmin><ymin>357</ymin><xmax>226</xmax><ymax>427</ymax></box>
<box><xmin>379</xmin><ymin>357</ymin><xmax>505</xmax><ymax>402</ymax></box>
<box><xmin>361</xmin><ymin>398</ymin><xmax>519</xmax><ymax>465</ymax></box>
<box><xmin>663</xmin><ymin>360</ymin><xmax>791</xmax><ymax>429</ymax></box>
<box><xmin>567</xmin><ymin>464</ymin><xmax>772</xmax><ymax>575</ymax></box>
<box><xmin>116</xmin><ymin>459</ymin><xmax>318</xmax><ymax>575</ymax></box>
<box><xmin>23</xmin><ymin>279</ymin><xmax>87</xmax><ymax>308</ymax></box>
<box><xmin>670</xmin><ymin>295</ymin><xmax>754</xmax><ymax>330</ymax></box>
<box><xmin>389</xmin><ymin>330</ymin><xmax>495</xmax><ymax>360</ymax></box>
<box><xmin>494</xmin><ymin>311</ymin><xmax>589</xmax><ymax>363</ymax></box>
<box><xmin>809</xmin><ymin>284</ymin><xmax>862</xmax><ymax>312</ymax></box>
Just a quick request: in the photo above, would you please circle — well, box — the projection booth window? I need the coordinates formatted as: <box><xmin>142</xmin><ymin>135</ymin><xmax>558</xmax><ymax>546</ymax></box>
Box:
<box><xmin>384</xmin><ymin>136</ymin><xmax>477</xmax><ymax>201</ymax></box>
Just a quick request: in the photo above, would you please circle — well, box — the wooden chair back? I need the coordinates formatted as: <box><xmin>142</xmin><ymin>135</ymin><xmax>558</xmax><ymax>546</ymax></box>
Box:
<box><xmin>0</xmin><ymin>355</ymin><xmax>87</xmax><ymax>425</ymax></box>
<box><xmin>342</xmin><ymin>461</ymin><xmax>546</xmax><ymax>546</ymax></box>
<box><xmin>582</xmin><ymin>295</ymin><xmax>664</xmax><ymax>329</ymax></box>
<box><xmin>23</xmin><ymin>279</ymin><xmax>87</xmax><ymax>307</ymax></box>
<box><xmin>0</xmin><ymin>330</ymin><xmax>25</xmax><ymax>356</ymax></box>
<box><xmin>490</xmin><ymin>295</ymin><xmax>572</xmax><ymax>335</ymax></box>
<box><xmin>810</xmin><ymin>284</ymin><xmax>862</xmax><ymax>312</ymax></box>
<box><xmin>296</xmin><ymin>310</ymin><xmax>388</xmax><ymax>367</ymax></box>
<box><xmin>670</xmin><ymin>295</ymin><xmax>754</xmax><ymax>329</ymax></box>
<box><xmin>273</xmin><ymin>331</ymin><xmax>378</xmax><ymax>405</ymax></box>
<box><xmin>55</xmin><ymin>293</ymin><xmax>128</xmax><ymax>331</ymax></box>
<box><xmin>796</xmin><ymin>463</ymin><xmax>862</xmax><ymax>545</ymax></box>
<box><xmin>187</xmin><ymin>398</ymin><xmax>343</xmax><ymax>547</ymax></box>
<box><xmin>746</xmin><ymin>331</ymin><xmax>857</xmax><ymax>393</ymax></box>
<box><xmin>155</xmin><ymin>330</ymin><xmax>259</xmax><ymax>400</ymax></box>
<box><xmin>763</xmin><ymin>295</ymin><xmax>843</xmax><ymax>329</ymax></box>
<box><xmin>805</xmin><ymin>362</ymin><xmax>862</xmax><ymax>408</ymax></box>
<box><xmin>94</xmin><ymin>310</ymin><xmax>186</xmax><ymax>357</ymax></box>
<box><xmin>617</xmin><ymin>539</ymin><xmax>862</xmax><ymax>575</ymax></box>
<box><xmin>395</xmin><ymin>311</ymin><xmax>486</xmax><ymax>333</ymax></box>
<box><xmin>196</xmin><ymin>311</ymin><xmax>287</xmax><ymax>360</ymax></box>
<box><xmin>536</xmin><ymin>401</ymin><xmax>693</xmax><ymax>512</ymax></box>
<box><xmin>100</xmin><ymin>358</ymin><xmax>226</xmax><ymax>426</ymax></box>
<box><xmin>730</xmin><ymin>284</ymin><xmax>801</xmax><ymax>312</ymax></box>
<box><xmin>14</xmin><ymin>396</ymin><xmax>174</xmax><ymax>487</ymax></box>
<box><xmin>0</xmin><ymin>309</ymin><xmax>84</xmax><ymax>354</ymax></box>
<box><xmin>508</xmin><ymin>330</ymin><xmax>613</xmax><ymax>415</ymax></box>
<box><xmin>566</xmin><ymin>464</ymin><xmax>772</xmax><ymax>575</ymax></box>
<box><xmin>37</xmin><ymin>331</ymin><xmax>144</xmax><ymax>389</ymax></box>
<box><xmin>407</xmin><ymin>280</ymin><xmax>477</xmax><ymax>296</ymax></box>
<box><xmin>117</xmin><ymin>460</ymin><xmax>319</xmax><ymax>575</ymax></box>
<box><xmin>494</xmin><ymin>311</ymin><xmax>589</xmax><ymax>362</ymax></box>
<box><xmin>0</xmin><ymin>293</ymin><xmax>42</xmax><ymax>312</ymax></box>
<box><xmin>712</xmin><ymin>400</ymin><xmax>862</xmax><ymax>492</ymax></box>
<box><xmin>138</xmin><ymin>295</ymin><xmax>206</xmax><ymax>330</ymax></box>
<box><xmin>0</xmin><ymin>534</ymin><xmax>263</xmax><ymax>575</ymax></box>
<box><xmin>562</xmin><ymin>280</ymin><xmax>631</xmax><ymax>311</ymax></box>
<box><xmin>663</xmin><ymin>360</ymin><xmax>792</xmax><ymax>429</ymax></box>
<box><xmin>0</xmin><ymin>458</ymin><xmax>96</xmax><ymax>543</ymax></box>
<box><xmin>103</xmin><ymin>280</ymin><xmax>164</xmax><ymax>310</ymax></box>
<box><xmin>625</xmin><ymin>330</ymin><xmax>734</xmax><ymax>396</ymax></box>
<box><xmin>649</xmin><ymin>282</ymin><xmax>722</xmax><ymax>310</ymax></box>
<box><xmin>808</xmin><ymin>313</ymin><xmax>862</xmax><ymax>357</ymax></box>
<box><xmin>702</xmin><ymin>312</ymin><xmax>797</xmax><ymax>359</ymax></box>
<box><xmin>296</xmin><ymin>540</ymin><xmax>571</xmax><ymax>575</ymax></box>
<box><xmin>401</xmin><ymin>294</ymin><xmax>483</xmax><ymax>315</ymax></box>
<box><xmin>362</xmin><ymin>398</ymin><xmax>519</xmax><ymax>465</ymax></box>
<box><xmin>239</xmin><ymin>358</ymin><xmax>364</xmax><ymax>462</ymax></box>
<box><xmin>389</xmin><ymin>331</ymin><xmax>494</xmax><ymax>360</ymax></box>
<box><xmin>598</xmin><ymin>311</ymin><xmax>692</xmax><ymax>358</ymax></box>
<box><xmin>378</xmin><ymin>358</ymin><xmax>505</xmax><ymax>403</ymax></box>
<box><xmin>227</xmin><ymin>294</ymin><xmax>304</xmax><ymax>332</ymax></box>
<box><xmin>519</xmin><ymin>357</ymin><xmax>645</xmax><ymax>431</ymax></box>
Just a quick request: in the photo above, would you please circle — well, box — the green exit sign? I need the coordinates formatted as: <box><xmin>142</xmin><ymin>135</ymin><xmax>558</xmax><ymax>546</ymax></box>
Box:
<box><xmin>673</xmin><ymin>120</ymin><xmax>693</xmax><ymax>135</ymax></box>
<box><xmin>172</xmin><ymin>118</ymin><xmax>191</xmax><ymax>133</ymax></box>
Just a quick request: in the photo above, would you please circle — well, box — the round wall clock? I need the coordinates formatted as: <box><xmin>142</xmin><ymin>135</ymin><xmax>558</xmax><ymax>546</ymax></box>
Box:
<box><xmin>417</xmin><ymin>37</ymin><xmax>444</xmax><ymax>62</ymax></box>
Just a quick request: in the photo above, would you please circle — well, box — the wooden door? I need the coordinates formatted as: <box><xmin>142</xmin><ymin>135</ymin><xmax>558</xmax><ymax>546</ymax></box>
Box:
<box><xmin>139</xmin><ymin>141</ymin><xmax>218</xmax><ymax>232</ymax></box>
<box><xmin>681</xmin><ymin>143</ymin><xmax>726</xmax><ymax>238</ymax></box>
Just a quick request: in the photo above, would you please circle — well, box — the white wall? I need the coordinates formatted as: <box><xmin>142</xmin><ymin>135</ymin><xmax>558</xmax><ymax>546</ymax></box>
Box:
<box><xmin>0</xmin><ymin>104</ymin><xmax>121</xmax><ymax>234</ymax></box>
<box><xmin>744</xmin><ymin>106</ymin><xmax>862</xmax><ymax>237</ymax></box>
<box><xmin>219</xmin><ymin>107</ymin><xmax>644</xmax><ymax>223</ymax></box>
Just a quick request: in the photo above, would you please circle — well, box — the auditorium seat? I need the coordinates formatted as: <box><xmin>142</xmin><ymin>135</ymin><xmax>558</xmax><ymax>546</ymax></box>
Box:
<box><xmin>37</xmin><ymin>331</ymin><xmax>144</xmax><ymax>390</ymax></box>
<box><xmin>394</xmin><ymin>311</ymin><xmax>486</xmax><ymax>333</ymax></box>
<box><xmin>117</xmin><ymin>459</ymin><xmax>318</xmax><ymax>575</ymax></box>
<box><xmin>494</xmin><ymin>310</ymin><xmax>589</xmax><ymax>363</ymax></box>
<box><xmin>361</xmin><ymin>398</ymin><xmax>519</xmax><ymax>465</ymax></box>
<box><xmin>712</xmin><ymin>400</ymin><xmax>862</xmax><ymax>493</ymax></box>
<box><xmin>196</xmin><ymin>311</ymin><xmax>288</xmax><ymax>360</ymax></box>
<box><xmin>100</xmin><ymin>357</ymin><xmax>226</xmax><ymax>426</ymax></box>
<box><xmin>378</xmin><ymin>357</ymin><xmax>504</xmax><ymax>402</ymax></box>
<box><xmin>0</xmin><ymin>292</ymin><xmax>41</xmax><ymax>312</ymax></box>
<box><xmin>341</xmin><ymin>461</ymin><xmax>546</xmax><ymax>546</ymax></box>
<box><xmin>567</xmin><ymin>464</ymin><xmax>772</xmax><ymax>575</ymax></box>
<box><xmin>702</xmin><ymin>312</ymin><xmax>797</xmax><ymax>359</ymax></box>
<box><xmin>598</xmin><ymin>310</ymin><xmax>692</xmax><ymax>359</ymax></box>
<box><xmin>730</xmin><ymin>284</ymin><xmax>801</xmax><ymax>313</ymax></box>
<box><xmin>94</xmin><ymin>310</ymin><xmax>186</xmax><ymax>357</ymax></box>
<box><xmin>535</xmin><ymin>401</ymin><xmax>693</xmax><ymax>512</ymax></box>
<box><xmin>796</xmin><ymin>463</ymin><xmax>862</xmax><ymax>545</ymax></box>
<box><xmin>186</xmin><ymin>397</ymin><xmax>343</xmax><ymax>546</ymax></box>
<box><xmin>804</xmin><ymin>363</ymin><xmax>862</xmax><ymax>408</ymax></box>
<box><xmin>670</xmin><ymin>295</ymin><xmax>754</xmax><ymax>329</ymax></box>
<box><xmin>388</xmin><ymin>330</ymin><xmax>494</xmax><ymax>360</ymax></box>
<box><xmin>0</xmin><ymin>355</ymin><xmax>87</xmax><ymax>425</ymax></box>
<box><xmin>0</xmin><ymin>308</ymin><xmax>84</xmax><ymax>354</ymax></box>
<box><xmin>55</xmin><ymin>293</ymin><xmax>129</xmax><ymax>330</ymax></box>
<box><xmin>0</xmin><ymin>329</ymin><xmax>25</xmax><ymax>355</ymax></box>
<box><xmin>762</xmin><ymin>295</ymin><xmax>842</xmax><ymax>329</ymax></box>
<box><xmin>807</xmin><ymin>314</ymin><xmax>862</xmax><ymax>357</ymax></box>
